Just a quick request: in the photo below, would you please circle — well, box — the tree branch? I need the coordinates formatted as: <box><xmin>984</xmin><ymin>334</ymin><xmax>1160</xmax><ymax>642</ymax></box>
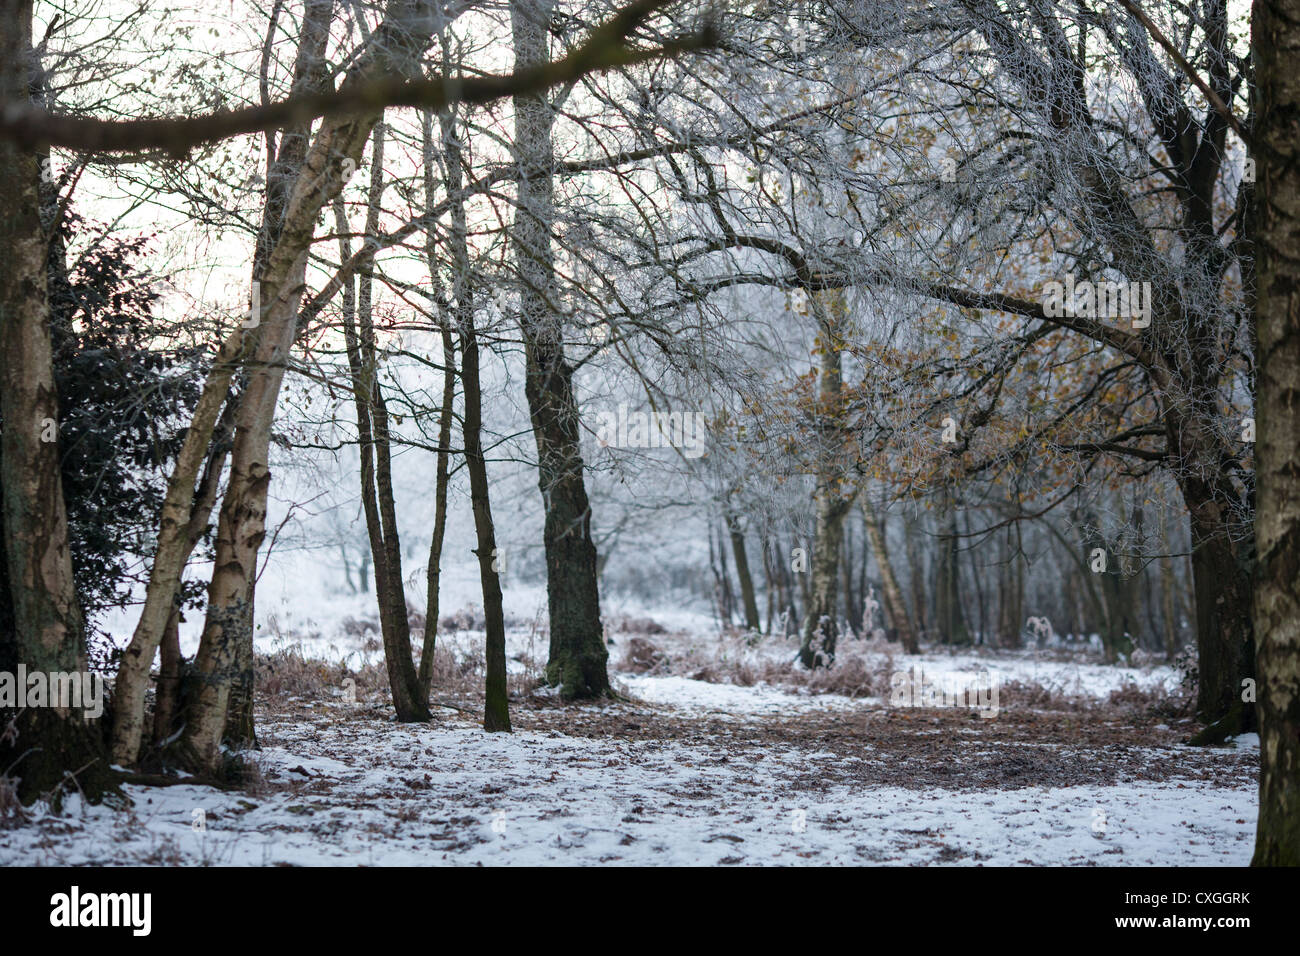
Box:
<box><xmin>0</xmin><ymin>0</ymin><xmax>716</xmax><ymax>155</ymax></box>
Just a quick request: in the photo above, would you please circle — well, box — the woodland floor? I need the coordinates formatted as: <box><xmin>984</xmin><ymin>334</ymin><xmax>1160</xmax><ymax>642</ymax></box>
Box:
<box><xmin>0</xmin><ymin>654</ymin><xmax>1260</xmax><ymax>866</ymax></box>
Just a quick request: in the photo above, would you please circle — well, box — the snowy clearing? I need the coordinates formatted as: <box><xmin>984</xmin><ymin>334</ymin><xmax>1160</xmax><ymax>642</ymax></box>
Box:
<box><xmin>0</xmin><ymin>652</ymin><xmax>1257</xmax><ymax>866</ymax></box>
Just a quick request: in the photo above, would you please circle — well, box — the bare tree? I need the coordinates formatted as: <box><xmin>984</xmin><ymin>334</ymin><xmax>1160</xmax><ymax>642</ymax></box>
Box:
<box><xmin>510</xmin><ymin>0</ymin><xmax>612</xmax><ymax>698</ymax></box>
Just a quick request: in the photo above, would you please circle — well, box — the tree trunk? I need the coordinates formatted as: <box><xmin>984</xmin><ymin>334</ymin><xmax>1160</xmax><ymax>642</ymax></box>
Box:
<box><xmin>964</xmin><ymin>513</ymin><xmax>988</xmax><ymax>645</ymax></box>
<box><xmin>418</xmin><ymin>102</ymin><xmax>459</xmax><ymax>697</ymax></box>
<box><xmin>180</xmin><ymin>0</ymin><xmax>441</xmax><ymax>771</ymax></box>
<box><xmin>761</xmin><ymin>537</ymin><xmax>777</xmax><ymax>635</ymax></box>
<box><xmin>708</xmin><ymin>526</ymin><xmax>725</xmax><ymax>627</ymax></box>
<box><xmin>793</xmin><ymin>533</ymin><xmax>811</xmax><ymax>613</ymax></box>
<box><xmin>857</xmin><ymin>523</ymin><xmax>868</xmax><ymax>635</ymax></box>
<box><xmin>935</xmin><ymin>496</ymin><xmax>971</xmax><ymax>645</ymax></box>
<box><xmin>862</xmin><ymin>496</ymin><xmax>917</xmax><ymax>652</ymax></box>
<box><xmin>726</xmin><ymin>511</ymin><xmax>761</xmax><ymax>633</ymax></box>
<box><xmin>840</xmin><ymin>520</ymin><xmax>856</xmax><ymax>633</ymax></box>
<box><xmin>510</xmin><ymin>0</ymin><xmax>611</xmax><ymax>699</ymax></box>
<box><xmin>799</xmin><ymin>489</ymin><xmax>851</xmax><ymax>667</ymax></box>
<box><xmin>996</xmin><ymin>529</ymin><xmax>1024</xmax><ymax>649</ymax></box>
<box><xmin>716</xmin><ymin>519</ymin><xmax>737</xmax><ymax>625</ymax></box>
<box><xmin>1159</xmin><ymin>511</ymin><xmax>1180</xmax><ymax>659</ymax></box>
<box><xmin>771</xmin><ymin>537</ymin><xmax>791</xmax><ymax>629</ymax></box>
<box><xmin>459</xmin><ymin>308</ymin><xmax>511</xmax><ymax>732</ymax></box>
<box><xmin>0</xmin><ymin>0</ymin><xmax>115</xmax><ymax>803</ymax></box>
<box><xmin>1081</xmin><ymin>511</ymin><xmax>1135</xmax><ymax>664</ymax></box>
<box><xmin>1060</xmin><ymin>549</ymin><xmax>1078</xmax><ymax>640</ymax></box>
<box><xmin>1251</xmin><ymin>0</ymin><xmax>1300</xmax><ymax>862</ymax></box>
<box><xmin>151</xmin><ymin>609</ymin><xmax>183</xmax><ymax>745</ymax></box>
<box><xmin>183</xmin><ymin>300</ymin><xmax>294</xmax><ymax>768</ymax></box>
<box><xmin>1181</xmin><ymin>487</ymin><xmax>1256</xmax><ymax>743</ymax></box>
<box><xmin>110</xmin><ymin>329</ymin><xmax>241</xmax><ymax>765</ymax></box>
<box><xmin>340</xmin><ymin>123</ymin><xmax>429</xmax><ymax>723</ymax></box>
<box><xmin>798</xmin><ymin>287</ymin><xmax>853</xmax><ymax>667</ymax></box>
<box><xmin>419</xmin><ymin>353</ymin><xmax>452</xmax><ymax>694</ymax></box>
<box><xmin>222</xmin><ymin>0</ymin><xmax>336</xmax><ymax>751</ymax></box>
<box><xmin>903</xmin><ymin>511</ymin><xmax>929</xmax><ymax>641</ymax></box>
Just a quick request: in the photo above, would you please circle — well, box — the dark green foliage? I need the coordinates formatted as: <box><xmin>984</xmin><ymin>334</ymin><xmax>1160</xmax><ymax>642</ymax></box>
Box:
<box><xmin>48</xmin><ymin>210</ymin><xmax>206</xmax><ymax>658</ymax></box>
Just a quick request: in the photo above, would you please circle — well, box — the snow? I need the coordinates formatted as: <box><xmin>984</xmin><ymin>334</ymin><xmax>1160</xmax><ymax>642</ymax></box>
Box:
<box><xmin>19</xmin><ymin>559</ymin><xmax>1248</xmax><ymax>867</ymax></box>
<box><xmin>0</xmin><ymin>727</ymin><xmax>1254</xmax><ymax>866</ymax></box>
<box><xmin>882</xmin><ymin>651</ymin><xmax>1180</xmax><ymax>698</ymax></box>
<box><xmin>617</xmin><ymin>674</ymin><xmax>868</xmax><ymax>716</ymax></box>
<box><xmin>0</xmin><ymin>671</ymin><xmax>1255</xmax><ymax>866</ymax></box>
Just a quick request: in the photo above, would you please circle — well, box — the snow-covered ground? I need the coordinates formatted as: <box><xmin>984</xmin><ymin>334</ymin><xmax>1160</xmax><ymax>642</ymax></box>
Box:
<box><xmin>0</xmin><ymin>737</ymin><xmax>1258</xmax><ymax>866</ymax></box>
<box><xmin>0</xmin><ymin>671</ymin><xmax>1258</xmax><ymax>866</ymax></box>
<box><xmin>8</xmin><ymin>558</ymin><xmax>1253</xmax><ymax>867</ymax></box>
<box><xmin>618</xmin><ymin>674</ymin><xmax>866</xmax><ymax>716</ymax></box>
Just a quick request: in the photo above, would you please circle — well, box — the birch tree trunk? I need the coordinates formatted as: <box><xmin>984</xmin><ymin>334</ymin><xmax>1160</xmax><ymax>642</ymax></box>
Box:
<box><xmin>111</xmin><ymin>0</ymin><xmax>334</xmax><ymax>766</ymax></box>
<box><xmin>182</xmin><ymin>0</ymin><xmax>444</xmax><ymax>771</ymax></box>
<box><xmin>110</xmin><ymin>327</ymin><xmax>243</xmax><ymax>765</ymax></box>
<box><xmin>862</xmin><ymin>496</ymin><xmax>917</xmax><ymax>652</ymax></box>
<box><xmin>151</xmin><ymin>609</ymin><xmax>183</xmax><ymax>745</ymax></box>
